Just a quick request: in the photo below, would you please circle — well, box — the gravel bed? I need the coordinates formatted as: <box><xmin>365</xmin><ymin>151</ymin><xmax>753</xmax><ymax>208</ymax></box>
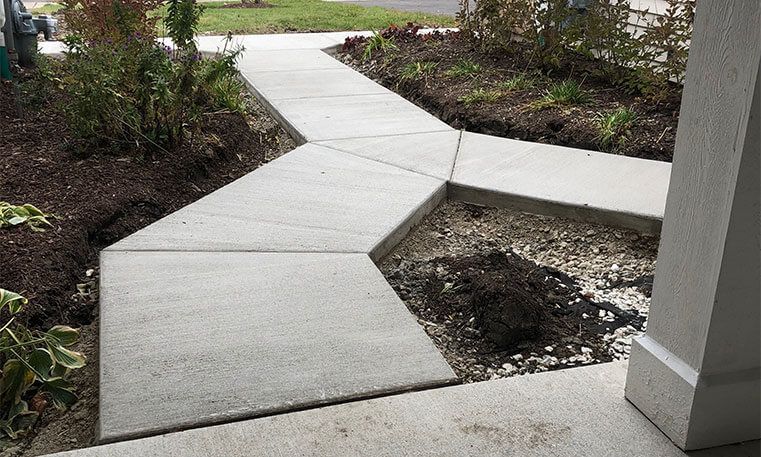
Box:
<box><xmin>379</xmin><ymin>201</ymin><xmax>659</xmax><ymax>382</ymax></box>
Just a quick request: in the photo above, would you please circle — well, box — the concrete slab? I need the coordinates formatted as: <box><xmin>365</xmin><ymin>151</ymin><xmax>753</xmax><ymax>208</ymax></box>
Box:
<box><xmin>37</xmin><ymin>40</ymin><xmax>66</xmax><ymax>57</ymax></box>
<box><xmin>450</xmin><ymin>132</ymin><xmax>671</xmax><ymax>234</ymax></box>
<box><xmin>97</xmin><ymin>251</ymin><xmax>456</xmax><ymax>442</ymax></box>
<box><xmin>241</xmin><ymin>68</ymin><xmax>390</xmax><ymax>100</ymax></box>
<box><xmin>49</xmin><ymin>362</ymin><xmax>760</xmax><ymax>456</ymax></box>
<box><xmin>237</xmin><ymin>49</ymin><xmax>350</xmax><ymax>73</ymax></box>
<box><xmin>269</xmin><ymin>93</ymin><xmax>452</xmax><ymax>143</ymax></box>
<box><xmin>106</xmin><ymin>143</ymin><xmax>445</xmax><ymax>260</ymax></box>
<box><xmin>316</xmin><ymin>130</ymin><xmax>462</xmax><ymax>180</ymax></box>
<box><xmin>195</xmin><ymin>33</ymin><xmax>339</xmax><ymax>53</ymax></box>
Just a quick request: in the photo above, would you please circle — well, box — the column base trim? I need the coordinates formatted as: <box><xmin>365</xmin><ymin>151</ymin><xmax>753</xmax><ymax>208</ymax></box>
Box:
<box><xmin>626</xmin><ymin>335</ymin><xmax>761</xmax><ymax>450</ymax></box>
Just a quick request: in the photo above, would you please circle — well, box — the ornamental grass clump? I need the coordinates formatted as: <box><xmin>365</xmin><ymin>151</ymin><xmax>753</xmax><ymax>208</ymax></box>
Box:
<box><xmin>596</xmin><ymin>107</ymin><xmax>637</xmax><ymax>150</ymax></box>
<box><xmin>458</xmin><ymin>88</ymin><xmax>502</xmax><ymax>106</ymax></box>
<box><xmin>362</xmin><ymin>31</ymin><xmax>397</xmax><ymax>61</ymax></box>
<box><xmin>399</xmin><ymin>61</ymin><xmax>438</xmax><ymax>81</ymax></box>
<box><xmin>58</xmin><ymin>0</ymin><xmax>246</xmax><ymax>153</ymax></box>
<box><xmin>445</xmin><ymin>58</ymin><xmax>482</xmax><ymax>77</ymax></box>
<box><xmin>534</xmin><ymin>80</ymin><xmax>590</xmax><ymax>108</ymax></box>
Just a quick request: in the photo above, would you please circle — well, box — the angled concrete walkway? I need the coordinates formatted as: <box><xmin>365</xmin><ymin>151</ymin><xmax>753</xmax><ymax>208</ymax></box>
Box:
<box><xmin>315</xmin><ymin>130</ymin><xmax>462</xmax><ymax>180</ymax></box>
<box><xmin>99</xmin><ymin>251</ymin><xmax>454</xmax><ymax>442</ymax></box>
<box><xmin>107</xmin><ymin>143</ymin><xmax>444</xmax><ymax>259</ymax></box>
<box><xmin>50</xmin><ymin>363</ymin><xmax>759</xmax><ymax>456</ymax></box>
<box><xmin>451</xmin><ymin>132</ymin><xmax>670</xmax><ymax>233</ymax></box>
<box><xmin>38</xmin><ymin>31</ymin><xmax>675</xmax><ymax>454</ymax></box>
<box><xmin>232</xmin><ymin>34</ymin><xmax>670</xmax><ymax>230</ymax></box>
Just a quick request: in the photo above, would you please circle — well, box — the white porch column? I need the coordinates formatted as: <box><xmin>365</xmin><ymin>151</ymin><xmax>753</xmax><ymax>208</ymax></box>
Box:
<box><xmin>624</xmin><ymin>0</ymin><xmax>761</xmax><ymax>451</ymax></box>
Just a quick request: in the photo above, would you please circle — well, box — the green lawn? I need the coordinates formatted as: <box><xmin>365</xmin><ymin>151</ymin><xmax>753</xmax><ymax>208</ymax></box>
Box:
<box><xmin>34</xmin><ymin>0</ymin><xmax>456</xmax><ymax>35</ymax></box>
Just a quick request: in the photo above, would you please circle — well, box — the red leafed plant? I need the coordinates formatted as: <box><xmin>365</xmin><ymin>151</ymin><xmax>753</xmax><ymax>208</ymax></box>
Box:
<box><xmin>60</xmin><ymin>0</ymin><xmax>165</xmax><ymax>42</ymax></box>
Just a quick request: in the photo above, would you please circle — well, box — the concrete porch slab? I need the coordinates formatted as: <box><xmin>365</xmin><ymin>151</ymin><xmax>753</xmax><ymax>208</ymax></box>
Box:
<box><xmin>50</xmin><ymin>362</ymin><xmax>760</xmax><ymax>456</ymax></box>
<box><xmin>242</xmin><ymin>68</ymin><xmax>390</xmax><ymax>100</ymax></box>
<box><xmin>268</xmin><ymin>93</ymin><xmax>452</xmax><ymax>143</ymax></box>
<box><xmin>315</xmin><ymin>130</ymin><xmax>462</xmax><ymax>180</ymax></box>
<box><xmin>450</xmin><ymin>132</ymin><xmax>671</xmax><ymax>233</ymax></box>
<box><xmin>106</xmin><ymin>143</ymin><xmax>445</xmax><ymax>259</ymax></box>
<box><xmin>97</xmin><ymin>251</ymin><xmax>456</xmax><ymax>442</ymax></box>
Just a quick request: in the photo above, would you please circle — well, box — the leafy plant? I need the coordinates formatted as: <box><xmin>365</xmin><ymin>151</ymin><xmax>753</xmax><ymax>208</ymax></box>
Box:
<box><xmin>165</xmin><ymin>0</ymin><xmax>204</xmax><ymax>50</ymax></box>
<box><xmin>445</xmin><ymin>58</ymin><xmax>482</xmax><ymax>77</ymax></box>
<box><xmin>535</xmin><ymin>80</ymin><xmax>590</xmax><ymax>108</ymax></box>
<box><xmin>0</xmin><ymin>203</ymin><xmax>53</xmax><ymax>232</ymax></box>
<box><xmin>458</xmin><ymin>88</ymin><xmax>502</xmax><ymax>106</ymax></box>
<box><xmin>0</xmin><ymin>289</ymin><xmax>85</xmax><ymax>440</ymax></box>
<box><xmin>58</xmin><ymin>0</ymin><xmax>246</xmax><ymax>152</ymax></box>
<box><xmin>596</xmin><ymin>107</ymin><xmax>636</xmax><ymax>150</ymax></box>
<box><xmin>196</xmin><ymin>43</ymin><xmax>247</xmax><ymax>113</ymax></box>
<box><xmin>460</xmin><ymin>0</ymin><xmax>694</xmax><ymax>99</ymax></box>
<box><xmin>61</xmin><ymin>0</ymin><xmax>164</xmax><ymax>44</ymax></box>
<box><xmin>362</xmin><ymin>31</ymin><xmax>397</xmax><ymax>61</ymax></box>
<box><xmin>399</xmin><ymin>61</ymin><xmax>438</xmax><ymax>81</ymax></box>
<box><xmin>499</xmin><ymin>73</ymin><xmax>535</xmax><ymax>91</ymax></box>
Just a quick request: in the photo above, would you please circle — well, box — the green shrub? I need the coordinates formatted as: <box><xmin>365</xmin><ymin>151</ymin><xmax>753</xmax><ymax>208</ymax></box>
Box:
<box><xmin>0</xmin><ymin>289</ymin><xmax>85</xmax><ymax>440</ymax></box>
<box><xmin>596</xmin><ymin>107</ymin><xmax>636</xmax><ymax>149</ymax></box>
<box><xmin>458</xmin><ymin>88</ymin><xmax>502</xmax><ymax>106</ymax></box>
<box><xmin>0</xmin><ymin>203</ymin><xmax>53</xmax><ymax>232</ymax></box>
<box><xmin>460</xmin><ymin>0</ymin><xmax>694</xmax><ymax>98</ymax></box>
<box><xmin>445</xmin><ymin>58</ymin><xmax>482</xmax><ymax>77</ymax></box>
<box><xmin>59</xmin><ymin>0</ymin><xmax>245</xmax><ymax>152</ymax></box>
<box><xmin>399</xmin><ymin>61</ymin><xmax>438</xmax><ymax>81</ymax></box>
<box><xmin>535</xmin><ymin>80</ymin><xmax>590</xmax><ymax>108</ymax></box>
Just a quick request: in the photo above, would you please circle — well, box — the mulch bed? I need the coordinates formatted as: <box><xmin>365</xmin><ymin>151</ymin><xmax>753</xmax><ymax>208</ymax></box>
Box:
<box><xmin>220</xmin><ymin>0</ymin><xmax>274</xmax><ymax>9</ymax></box>
<box><xmin>340</xmin><ymin>31</ymin><xmax>681</xmax><ymax>162</ymax></box>
<box><xmin>0</xmin><ymin>76</ymin><xmax>290</xmax><ymax>332</ymax></box>
<box><xmin>1</xmin><ymin>66</ymin><xmax>292</xmax><ymax>455</ymax></box>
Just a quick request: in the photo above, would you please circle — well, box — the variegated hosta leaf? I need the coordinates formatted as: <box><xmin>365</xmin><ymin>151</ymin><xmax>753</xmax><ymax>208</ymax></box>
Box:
<box><xmin>45</xmin><ymin>326</ymin><xmax>80</xmax><ymax>347</ymax></box>
<box><xmin>1</xmin><ymin>360</ymin><xmax>35</xmax><ymax>405</ymax></box>
<box><xmin>28</xmin><ymin>349</ymin><xmax>54</xmax><ymax>380</ymax></box>
<box><xmin>0</xmin><ymin>289</ymin><xmax>27</xmax><ymax>315</ymax></box>
<box><xmin>46</xmin><ymin>343</ymin><xmax>86</xmax><ymax>370</ymax></box>
<box><xmin>39</xmin><ymin>378</ymin><xmax>78</xmax><ymax>409</ymax></box>
<box><xmin>0</xmin><ymin>202</ymin><xmax>54</xmax><ymax>231</ymax></box>
<box><xmin>1</xmin><ymin>401</ymin><xmax>39</xmax><ymax>439</ymax></box>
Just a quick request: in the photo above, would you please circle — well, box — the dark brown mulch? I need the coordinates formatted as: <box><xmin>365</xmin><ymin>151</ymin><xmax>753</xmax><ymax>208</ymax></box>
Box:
<box><xmin>386</xmin><ymin>249</ymin><xmax>644</xmax><ymax>382</ymax></box>
<box><xmin>220</xmin><ymin>0</ymin><xmax>273</xmax><ymax>8</ymax></box>
<box><xmin>341</xmin><ymin>32</ymin><xmax>681</xmax><ymax>162</ymax></box>
<box><xmin>0</xmin><ymin>77</ymin><xmax>291</xmax><ymax>332</ymax></box>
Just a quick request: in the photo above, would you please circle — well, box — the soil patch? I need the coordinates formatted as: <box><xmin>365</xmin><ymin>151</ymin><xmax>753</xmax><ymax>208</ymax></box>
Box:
<box><xmin>380</xmin><ymin>201</ymin><xmax>657</xmax><ymax>383</ymax></box>
<box><xmin>220</xmin><ymin>0</ymin><xmax>274</xmax><ymax>9</ymax></box>
<box><xmin>340</xmin><ymin>31</ymin><xmax>681</xmax><ymax>162</ymax></box>
<box><xmin>0</xmin><ymin>70</ymin><xmax>294</xmax><ymax>455</ymax></box>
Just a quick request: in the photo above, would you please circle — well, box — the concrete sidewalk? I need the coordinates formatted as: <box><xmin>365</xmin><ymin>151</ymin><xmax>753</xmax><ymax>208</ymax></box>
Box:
<box><xmin>49</xmin><ymin>363</ymin><xmax>760</xmax><ymax>456</ymax></box>
<box><xmin>38</xmin><ymin>30</ymin><xmax>678</xmax><ymax>455</ymax></box>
